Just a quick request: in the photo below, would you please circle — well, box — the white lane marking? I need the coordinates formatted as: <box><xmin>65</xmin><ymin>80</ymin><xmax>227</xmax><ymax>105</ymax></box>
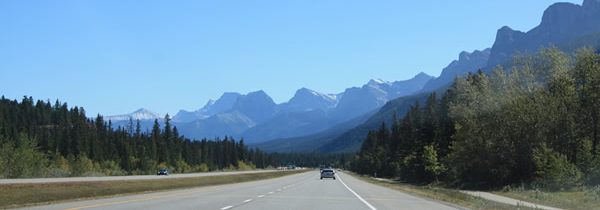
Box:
<box><xmin>268</xmin><ymin>191</ymin><xmax>274</xmax><ymax>194</ymax></box>
<box><xmin>221</xmin><ymin>206</ymin><xmax>233</xmax><ymax>210</ymax></box>
<box><xmin>244</xmin><ymin>199</ymin><xmax>252</xmax><ymax>203</ymax></box>
<box><xmin>277</xmin><ymin>189</ymin><xmax>282</xmax><ymax>191</ymax></box>
<box><xmin>337</xmin><ymin>174</ymin><xmax>378</xmax><ymax>210</ymax></box>
<box><xmin>258</xmin><ymin>195</ymin><xmax>265</xmax><ymax>198</ymax></box>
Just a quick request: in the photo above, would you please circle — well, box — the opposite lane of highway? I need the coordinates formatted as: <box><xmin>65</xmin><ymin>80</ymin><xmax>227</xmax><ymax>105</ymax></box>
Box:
<box><xmin>0</xmin><ymin>170</ymin><xmax>280</xmax><ymax>185</ymax></box>
<box><xmin>19</xmin><ymin>170</ymin><xmax>461</xmax><ymax>210</ymax></box>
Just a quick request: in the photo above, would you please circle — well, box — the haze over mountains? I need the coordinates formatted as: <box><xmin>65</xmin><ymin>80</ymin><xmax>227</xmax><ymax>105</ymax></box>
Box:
<box><xmin>108</xmin><ymin>73</ymin><xmax>434</xmax><ymax>143</ymax></box>
<box><xmin>107</xmin><ymin>0</ymin><xmax>600</xmax><ymax>153</ymax></box>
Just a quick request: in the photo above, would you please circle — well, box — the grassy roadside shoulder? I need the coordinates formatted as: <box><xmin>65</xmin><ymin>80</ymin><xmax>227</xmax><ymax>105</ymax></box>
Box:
<box><xmin>345</xmin><ymin>172</ymin><xmax>538</xmax><ymax>210</ymax></box>
<box><xmin>495</xmin><ymin>187</ymin><xmax>600</xmax><ymax>210</ymax></box>
<box><xmin>0</xmin><ymin>169</ymin><xmax>308</xmax><ymax>209</ymax></box>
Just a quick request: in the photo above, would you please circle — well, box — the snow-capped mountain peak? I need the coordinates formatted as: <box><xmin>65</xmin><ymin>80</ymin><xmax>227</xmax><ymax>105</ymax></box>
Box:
<box><xmin>296</xmin><ymin>88</ymin><xmax>337</xmax><ymax>101</ymax></box>
<box><xmin>105</xmin><ymin>108</ymin><xmax>163</xmax><ymax>122</ymax></box>
<box><xmin>279</xmin><ymin>88</ymin><xmax>338</xmax><ymax>113</ymax></box>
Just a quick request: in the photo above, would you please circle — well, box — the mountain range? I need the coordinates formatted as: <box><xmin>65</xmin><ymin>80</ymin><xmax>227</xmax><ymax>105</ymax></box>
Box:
<box><xmin>107</xmin><ymin>0</ymin><xmax>600</xmax><ymax>153</ymax></box>
<box><xmin>108</xmin><ymin>73</ymin><xmax>434</xmax><ymax>143</ymax></box>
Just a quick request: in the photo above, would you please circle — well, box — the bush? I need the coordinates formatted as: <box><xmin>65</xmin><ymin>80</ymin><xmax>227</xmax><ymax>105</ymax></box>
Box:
<box><xmin>225</xmin><ymin>164</ymin><xmax>236</xmax><ymax>171</ymax></box>
<box><xmin>47</xmin><ymin>153</ymin><xmax>71</xmax><ymax>177</ymax></box>
<box><xmin>130</xmin><ymin>169</ymin><xmax>145</xmax><ymax>175</ymax></box>
<box><xmin>175</xmin><ymin>159</ymin><xmax>192</xmax><ymax>173</ymax></box>
<box><xmin>0</xmin><ymin>135</ymin><xmax>48</xmax><ymax>178</ymax></box>
<box><xmin>140</xmin><ymin>158</ymin><xmax>158</xmax><ymax>174</ymax></box>
<box><xmin>70</xmin><ymin>155</ymin><xmax>95</xmax><ymax>176</ymax></box>
<box><xmin>237</xmin><ymin>161</ymin><xmax>255</xmax><ymax>171</ymax></box>
<box><xmin>98</xmin><ymin>160</ymin><xmax>126</xmax><ymax>176</ymax></box>
<box><xmin>586</xmin><ymin>156</ymin><xmax>600</xmax><ymax>186</ymax></box>
<box><xmin>196</xmin><ymin>163</ymin><xmax>209</xmax><ymax>172</ymax></box>
<box><xmin>47</xmin><ymin>168</ymin><xmax>71</xmax><ymax>177</ymax></box>
<box><xmin>533</xmin><ymin>144</ymin><xmax>583</xmax><ymax>190</ymax></box>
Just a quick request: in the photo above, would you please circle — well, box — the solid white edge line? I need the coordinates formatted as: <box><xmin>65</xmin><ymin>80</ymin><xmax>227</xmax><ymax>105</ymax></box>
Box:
<box><xmin>337</xmin><ymin>173</ymin><xmax>378</xmax><ymax>210</ymax></box>
<box><xmin>221</xmin><ymin>205</ymin><xmax>233</xmax><ymax>210</ymax></box>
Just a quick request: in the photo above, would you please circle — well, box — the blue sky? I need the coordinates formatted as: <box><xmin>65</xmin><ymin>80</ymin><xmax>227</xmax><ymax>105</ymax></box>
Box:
<box><xmin>0</xmin><ymin>0</ymin><xmax>581</xmax><ymax>116</ymax></box>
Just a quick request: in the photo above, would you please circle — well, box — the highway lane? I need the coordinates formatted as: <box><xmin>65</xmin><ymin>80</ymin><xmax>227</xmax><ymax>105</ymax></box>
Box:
<box><xmin>0</xmin><ymin>170</ymin><xmax>280</xmax><ymax>184</ymax></box>
<box><xmin>19</xmin><ymin>170</ymin><xmax>460</xmax><ymax>210</ymax></box>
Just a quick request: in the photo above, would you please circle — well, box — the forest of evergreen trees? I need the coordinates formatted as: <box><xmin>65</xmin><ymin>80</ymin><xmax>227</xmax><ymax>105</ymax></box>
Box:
<box><xmin>352</xmin><ymin>48</ymin><xmax>600</xmax><ymax>190</ymax></box>
<box><xmin>0</xmin><ymin>97</ymin><xmax>277</xmax><ymax>178</ymax></box>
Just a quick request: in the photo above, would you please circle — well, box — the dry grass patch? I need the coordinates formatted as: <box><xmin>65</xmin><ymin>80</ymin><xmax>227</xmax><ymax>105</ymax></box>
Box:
<box><xmin>496</xmin><ymin>186</ymin><xmax>600</xmax><ymax>210</ymax></box>
<box><xmin>347</xmin><ymin>172</ymin><xmax>538</xmax><ymax>210</ymax></box>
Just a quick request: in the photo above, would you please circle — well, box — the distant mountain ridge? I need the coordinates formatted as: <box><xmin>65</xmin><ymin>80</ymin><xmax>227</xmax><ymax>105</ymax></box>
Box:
<box><xmin>332</xmin><ymin>72</ymin><xmax>433</xmax><ymax>122</ymax></box>
<box><xmin>172</xmin><ymin>92</ymin><xmax>241</xmax><ymax>123</ymax></box>
<box><xmin>106</xmin><ymin>73</ymin><xmax>434</xmax><ymax>143</ymax></box>
<box><xmin>420</xmin><ymin>49</ymin><xmax>491</xmax><ymax>93</ymax></box>
<box><xmin>241</xmin><ymin>73</ymin><xmax>434</xmax><ymax>143</ymax></box>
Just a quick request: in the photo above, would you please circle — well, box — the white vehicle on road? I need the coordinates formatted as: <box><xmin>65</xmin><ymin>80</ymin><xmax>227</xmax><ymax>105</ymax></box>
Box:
<box><xmin>320</xmin><ymin>169</ymin><xmax>336</xmax><ymax>180</ymax></box>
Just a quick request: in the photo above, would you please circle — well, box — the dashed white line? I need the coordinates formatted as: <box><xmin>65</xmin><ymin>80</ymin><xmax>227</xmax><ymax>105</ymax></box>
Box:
<box><xmin>221</xmin><ymin>205</ymin><xmax>233</xmax><ymax>210</ymax></box>
<box><xmin>244</xmin><ymin>199</ymin><xmax>253</xmax><ymax>203</ymax></box>
<box><xmin>258</xmin><ymin>195</ymin><xmax>265</xmax><ymax>198</ymax></box>
<box><xmin>337</xmin><ymin>174</ymin><xmax>378</xmax><ymax>210</ymax></box>
<box><xmin>268</xmin><ymin>191</ymin><xmax>274</xmax><ymax>194</ymax></box>
<box><xmin>277</xmin><ymin>189</ymin><xmax>282</xmax><ymax>191</ymax></box>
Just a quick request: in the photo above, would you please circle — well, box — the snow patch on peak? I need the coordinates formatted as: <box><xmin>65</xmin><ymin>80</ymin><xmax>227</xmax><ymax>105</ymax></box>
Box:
<box><xmin>368</xmin><ymin>78</ymin><xmax>388</xmax><ymax>85</ymax></box>
<box><xmin>294</xmin><ymin>87</ymin><xmax>337</xmax><ymax>102</ymax></box>
<box><xmin>133</xmin><ymin>108</ymin><xmax>153</xmax><ymax>113</ymax></box>
<box><xmin>106</xmin><ymin>108</ymin><xmax>162</xmax><ymax>122</ymax></box>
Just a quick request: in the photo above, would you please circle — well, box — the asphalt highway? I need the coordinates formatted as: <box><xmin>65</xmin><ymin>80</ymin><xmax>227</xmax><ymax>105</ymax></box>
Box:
<box><xmin>19</xmin><ymin>170</ymin><xmax>460</xmax><ymax>210</ymax></box>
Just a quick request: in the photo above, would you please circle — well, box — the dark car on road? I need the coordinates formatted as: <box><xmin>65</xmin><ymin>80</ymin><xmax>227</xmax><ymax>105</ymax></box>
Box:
<box><xmin>157</xmin><ymin>169</ymin><xmax>169</xmax><ymax>176</ymax></box>
<box><xmin>320</xmin><ymin>169</ymin><xmax>335</xmax><ymax>180</ymax></box>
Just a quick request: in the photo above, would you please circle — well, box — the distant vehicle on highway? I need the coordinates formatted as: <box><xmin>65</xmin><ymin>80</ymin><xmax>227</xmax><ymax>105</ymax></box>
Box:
<box><xmin>157</xmin><ymin>169</ymin><xmax>169</xmax><ymax>176</ymax></box>
<box><xmin>320</xmin><ymin>169</ymin><xmax>335</xmax><ymax>180</ymax></box>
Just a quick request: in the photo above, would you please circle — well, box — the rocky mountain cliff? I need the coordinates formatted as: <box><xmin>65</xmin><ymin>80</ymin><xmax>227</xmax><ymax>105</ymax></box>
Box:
<box><xmin>488</xmin><ymin>0</ymin><xmax>600</xmax><ymax>67</ymax></box>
